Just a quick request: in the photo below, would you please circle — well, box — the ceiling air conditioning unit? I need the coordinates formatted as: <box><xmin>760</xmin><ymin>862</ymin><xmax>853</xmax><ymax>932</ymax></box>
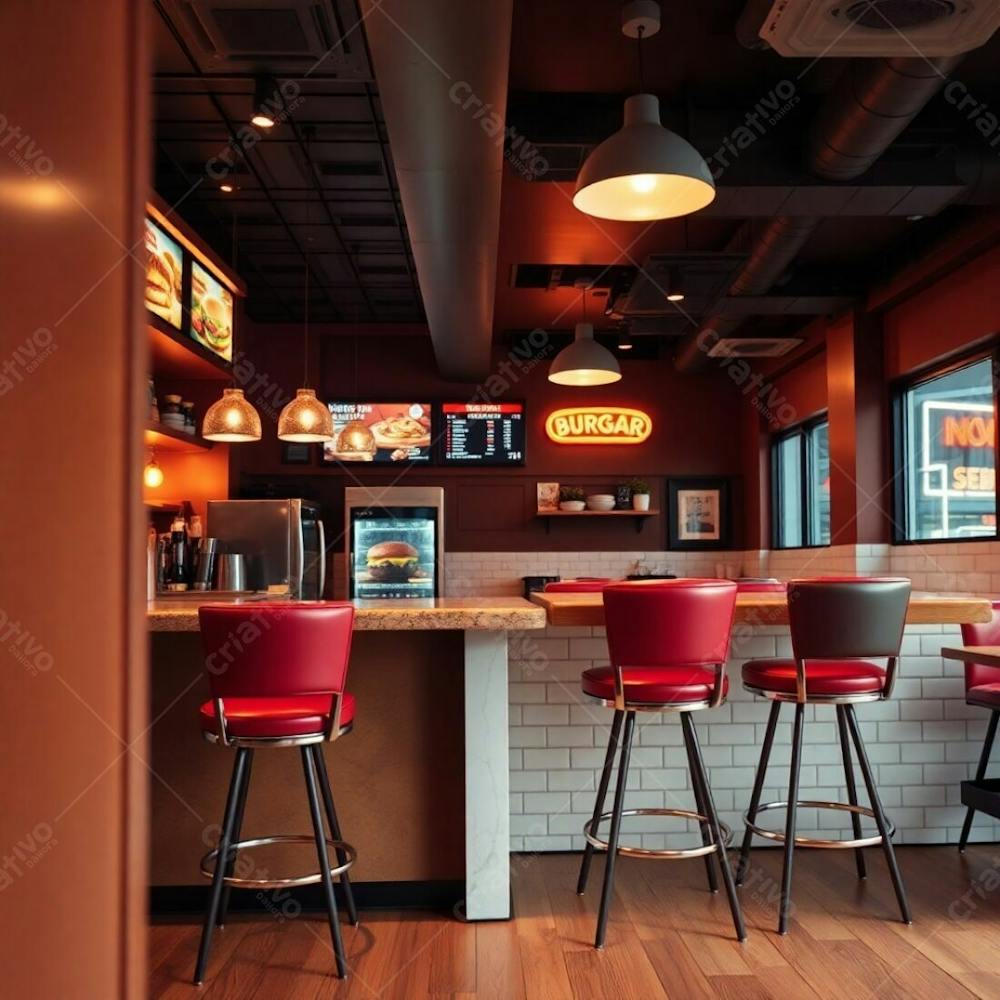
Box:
<box><xmin>759</xmin><ymin>0</ymin><xmax>1000</xmax><ymax>57</ymax></box>
<box><xmin>706</xmin><ymin>337</ymin><xmax>803</xmax><ymax>358</ymax></box>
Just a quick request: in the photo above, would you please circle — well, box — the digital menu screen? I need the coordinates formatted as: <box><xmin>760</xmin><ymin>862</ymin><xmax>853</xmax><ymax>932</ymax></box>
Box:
<box><xmin>350</xmin><ymin>507</ymin><xmax>437</xmax><ymax>599</ymax></box>
<box><xmin>144</xmin><ymin>219</ymin><xmax>183</xmax><ymax>330</ymax></box>
<box><xmin>322</xmin><ymin>402</ymin><xmax>432</xmax><ymax>464</ymax></box>
<box><xmin>190</xmin><ymin>260</ymin><xmax>234</xmax><ymax>361</ymax></box>
<box><xmin>442</xmin><ymin>402</ymin><xmax>526</xmax><ymax>465</ymax></box>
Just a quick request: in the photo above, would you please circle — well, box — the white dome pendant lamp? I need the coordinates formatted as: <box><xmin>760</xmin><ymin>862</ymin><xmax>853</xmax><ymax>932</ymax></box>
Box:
<box><xmin>548</xmin><ymin>283</ymin><xmax>622</xmax><ymax>387</ymax></box>
<box><xmin>573</xmin><ymin>1</ymin><xmax>715</xmax><ymax>222</ymax></box>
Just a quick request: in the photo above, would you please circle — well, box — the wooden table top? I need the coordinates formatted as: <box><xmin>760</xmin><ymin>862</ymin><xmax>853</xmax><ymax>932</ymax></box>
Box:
<box><xmin>530</xmin><ymin>590</ymin><xmax>993</xmax><ymax>628</ymax></box>
<box><xmin>941</xmin><ymin>645</ymin><xmax>1000</xmax><ymax>667</ymax></box>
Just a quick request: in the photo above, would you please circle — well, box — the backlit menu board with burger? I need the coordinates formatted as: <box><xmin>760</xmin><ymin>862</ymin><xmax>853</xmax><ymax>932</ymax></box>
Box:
<box><xmin>322</xmin><ymin>402</ymin><xmax>432</xmax><ymax>464</ymax></box>
<box><xmin>349</xmin><ymin>507</ymin><xmax>438</xmax><ymax>599</ymax></box>
<box><xmin>190</xmin><ymin>260</ymin><xmax>234</xmax><ymax>361</ymax></box>
<box><xmin>442</xmin><ymin>401</ymin><xmax>526</xmax><ymax>465</ymax></box>
<box><xmin>144</xmin><ymin>219</ymin><xmax>183</xmax><ymax>329</ymax></box>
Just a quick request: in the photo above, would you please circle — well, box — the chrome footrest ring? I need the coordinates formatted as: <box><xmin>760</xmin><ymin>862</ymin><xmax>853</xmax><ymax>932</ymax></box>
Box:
<box><xmin>743</xmin><ymin>800</ymin><xmax>893</xmax><ymax>849</ymax></box>
<box><xmin>200</xmin><ymin>834</ymin><xmax>356</xmax><ymax>889</ymax></box>
<box><xmin>584</xmin><ymin>808</ymin><xmax>733</xmax><ymax>859</ymax></box>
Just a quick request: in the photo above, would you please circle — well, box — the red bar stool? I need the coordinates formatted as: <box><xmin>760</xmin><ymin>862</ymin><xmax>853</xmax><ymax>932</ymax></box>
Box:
<box><xmin>958</xmin><ymin>600</ymin><xmax>1000</xmax><ymax>852</ymax></box>
<box><xmin>193</xmin><ymin>603</ymin><xmax>358</xmax><ymax>984</ymax></box>
<box><xmin>576</xmin><ymin>579</ymin><xmax>746</xmax><ymax>949</ymax></box>
<box><xmin>737</xmin><ymin>578</ymin><xmax>912</xmax><ymax>934</ymax></box>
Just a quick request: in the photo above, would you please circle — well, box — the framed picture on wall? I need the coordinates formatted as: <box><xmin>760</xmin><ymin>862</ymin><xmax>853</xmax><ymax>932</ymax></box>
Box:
<box><xmin>667</xmin><ymin>477</ymin><xmax>730</xmax><ymax>550</ymax></box>
<box><xmin>281</xmin><ymin>442</ymin><xmax>313</xmax><ymax>465</ymax></box>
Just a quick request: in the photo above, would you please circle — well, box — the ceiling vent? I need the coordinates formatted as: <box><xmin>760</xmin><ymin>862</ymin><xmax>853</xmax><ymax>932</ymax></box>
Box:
<box><xmin>759</xmin><ymin>0</ymin><xmax>1000</xmax><ymax>56</ymax></box>
<box><xmin>706</xmin><ymin>337</ymin><xmax>803</xmax><ymax>358</ymax></box>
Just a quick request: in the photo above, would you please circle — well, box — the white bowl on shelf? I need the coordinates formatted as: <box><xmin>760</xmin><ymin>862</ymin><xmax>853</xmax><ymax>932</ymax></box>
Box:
<box><xmin>559</xmin><ymin>500</ymin><xmax>586</xmax><ymax>512</ymax></box>
<box><xmin>586</xmin><ymin>495</ymin><xmax>616</xmax><ymax>511</ymax></box>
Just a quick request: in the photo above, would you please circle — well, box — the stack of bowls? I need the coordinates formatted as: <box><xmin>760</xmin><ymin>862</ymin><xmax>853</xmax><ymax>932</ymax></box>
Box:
<box><xmin>586</xmin><ymin>493</ymin><xmax>616</xmax><ymax>511</ymax></box>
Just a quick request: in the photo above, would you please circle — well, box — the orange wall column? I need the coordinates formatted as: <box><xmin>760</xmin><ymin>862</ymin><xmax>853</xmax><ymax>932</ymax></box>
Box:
<box><xmin>826</xmin><ymin>309</ymin><xmax>889</xmax><ymax>545</ymax></box>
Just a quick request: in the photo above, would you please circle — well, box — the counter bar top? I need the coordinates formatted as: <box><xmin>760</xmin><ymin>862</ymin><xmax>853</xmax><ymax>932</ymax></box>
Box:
<box><xmin>531</xmin><ymin>589</ymin><xmax>993</xmax><ymax>628</ymax></box>
<box><xmin>147</xmin><ymin>596</ymin><xmax>547</xmax><ymax>633</ymax></box>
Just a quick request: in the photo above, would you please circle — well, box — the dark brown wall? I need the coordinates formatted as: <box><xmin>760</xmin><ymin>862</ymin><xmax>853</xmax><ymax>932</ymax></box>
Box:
<box><xmin>232</xmin><ymin>326</ymin><xmax>747</xmax><ymax>551</ymax></box>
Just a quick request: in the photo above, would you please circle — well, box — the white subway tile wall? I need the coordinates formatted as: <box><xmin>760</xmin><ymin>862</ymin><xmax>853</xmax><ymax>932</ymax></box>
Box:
<box><xmin>448</xmin><ymin>545</ymin><xmax>1000</xmax><ymax>852</ymax></box>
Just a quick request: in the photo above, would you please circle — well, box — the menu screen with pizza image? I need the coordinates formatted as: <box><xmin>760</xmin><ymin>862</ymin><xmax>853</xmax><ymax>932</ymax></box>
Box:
<box><xmin>322</xmin><ymin>402</ymin><xmax>432</xmax><ymax>463</ymax></box>
<box><xmin>144</xmin><ymin>219</ymin><xmax>183</xmax><ymax>330</ymax></box>
<box><xmin>190</xmin><ymin>260</ymin><xmax>234</xmax><ymax>361</ymax></box>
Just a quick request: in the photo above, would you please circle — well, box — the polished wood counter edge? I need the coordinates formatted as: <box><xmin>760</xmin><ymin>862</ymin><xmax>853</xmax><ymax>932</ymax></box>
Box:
<box><xmin>530</xmin><ymin>590</ymin><xmax>993</xmax><ymax>627</ymax></box>
<box><xmin>941</xmin><ymin>645</ymin><xmax>1000</xmax><ymax>667</ymax></box>
<box><xmin>147</xmin><ymin>596</ymin><xmax>547</xmax><ymax>633</ymax></box>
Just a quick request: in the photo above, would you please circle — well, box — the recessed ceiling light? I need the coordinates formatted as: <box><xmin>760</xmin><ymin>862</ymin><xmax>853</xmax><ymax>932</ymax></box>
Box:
<box><xmin>219</xmin><ymin>183</ymin><xmax>235</xmax><ymax>193</ymax></box>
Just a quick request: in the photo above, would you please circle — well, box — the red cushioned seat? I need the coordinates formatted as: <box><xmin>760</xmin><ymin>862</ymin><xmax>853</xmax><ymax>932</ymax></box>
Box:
<box><xmin>743</xmin><ymin>658</ymin><xmax>885</xmax><ymax>697</ymax></box>
<box><xmin>199</xmin><ymin>692</ymin><xmax>355</xmax><ymax>739</ymax></box>
<box><xmin>582</xmin><ymin>665</ymin><xmax>728</xmax><ymax>705</ymax></box>
<box><xmin>967</xmin><ymin>683</ymin><xmax>1000</xmax><ymax>709</ymax></box>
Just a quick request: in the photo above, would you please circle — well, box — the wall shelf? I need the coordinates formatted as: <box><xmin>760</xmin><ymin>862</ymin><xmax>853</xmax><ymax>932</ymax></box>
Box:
<box><xmin>535</xmin><ymin>508</ymin><xmax>660</xmax><ymax>534</ymax></box>
<box><xmin>145</xmin><ymin>421</ymin><xmax>213</xmax><ymax>453</ymax></box>
<box><xmin>148</xmin><ymin>323</ymin><xmax>231</xmax><ymax>381</ymax></box>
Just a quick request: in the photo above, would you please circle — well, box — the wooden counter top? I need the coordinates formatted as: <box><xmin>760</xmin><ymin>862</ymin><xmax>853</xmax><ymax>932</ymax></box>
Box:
<box><xmin>147</xmin><ymin>596</ymin><xmax>547</xmax><ymax>633</ymax></box>
<box><xmin>530</xmin><ymin>590</ymin><xmax>993</xmax><ymax>628</ymax></box>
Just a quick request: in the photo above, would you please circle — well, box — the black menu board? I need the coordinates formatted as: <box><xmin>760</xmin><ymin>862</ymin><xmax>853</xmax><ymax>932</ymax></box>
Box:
<box><xmin>442</xmin><ymin>402</ymin><xmax>526</xmax><ymax>465</ymax></box>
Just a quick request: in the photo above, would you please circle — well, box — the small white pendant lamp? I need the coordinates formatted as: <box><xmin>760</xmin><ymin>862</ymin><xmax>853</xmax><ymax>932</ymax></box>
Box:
<box><xmin>548</xmin><ymin>284</ymin><xmax>622</xmax><ymax>387</ymax></box>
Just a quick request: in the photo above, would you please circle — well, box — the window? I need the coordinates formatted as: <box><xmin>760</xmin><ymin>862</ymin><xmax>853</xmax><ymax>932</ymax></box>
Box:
<box><xmin>772</xmin><ymin>417</ymin><xmax>830</xmax><ymax>548</ymax></box>
<box><xmin>893</xmin><ymin>356</ymin><xmax>997</xmax><ymax>542</ymax></box>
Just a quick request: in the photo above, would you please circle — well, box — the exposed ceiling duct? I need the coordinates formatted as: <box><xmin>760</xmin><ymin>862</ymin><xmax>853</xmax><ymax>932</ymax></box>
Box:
<box><xmin>359</xmin><ymin>0</ymin><xmax>513</xmax><ymax>381</ymax></box>
<box><xmin>674</xmin><ymin>50</ymin><xmax>963</xmax><ymax>372</ymax></box>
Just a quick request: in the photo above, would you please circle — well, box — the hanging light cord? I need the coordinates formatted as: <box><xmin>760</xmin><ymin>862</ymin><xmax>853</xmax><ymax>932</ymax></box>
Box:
<box><xmin>303</xmin><ymin>256</ymin><xmax>310</xmax><ymax>385</ymax></box>
<box><xmin>636</xmin><ymin>24</ymin><xmax>646</xmax><ymax>93</ymax></box>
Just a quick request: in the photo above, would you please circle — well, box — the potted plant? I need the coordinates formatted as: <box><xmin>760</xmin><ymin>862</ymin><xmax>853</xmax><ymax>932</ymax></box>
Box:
<box><xmin>559</xmin><ymin>486</ymin><xmax>586</xmax><ymax>512</ymax></box>
<box><xmin>627</xmin><ymin>477</ymin><xmax>651</xmax><ymax>511</ymax></box>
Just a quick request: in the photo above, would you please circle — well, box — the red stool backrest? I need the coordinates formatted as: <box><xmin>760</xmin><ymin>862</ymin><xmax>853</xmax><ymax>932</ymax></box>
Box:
<box><xmin>199</xmin><ymin>602</ymin><xmax>354</xmax><ymax>699</ymax></box>
<box><xmin>545</xmin><ymin>578</ymin><xmax>615</xmax><ymax>593</ymax></box>
<box><xmin>960</xmin><ymin>599</ymin><xmax>1000</xmax><ymax>690</ymax></box>
<box><xmin>602</xmin><ymin>579</ymin><xmax>737</xmax><ymax>668</ymax></box>
<box><xmin>786</xmin><ymin>578</ymin><xmax>910</xmax><ymax>660</ymax></box>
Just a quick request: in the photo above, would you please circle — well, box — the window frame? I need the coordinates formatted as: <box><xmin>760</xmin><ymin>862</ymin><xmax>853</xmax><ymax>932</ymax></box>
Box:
<box><xmin>890</xmin><ymin>347</ymin><xmax>1000</xmax><ymax>546</ymax></box>
<box><xmin>770</xmin><ymin>412</ymin><xmax>831</xmax><ymax>550</ymax></box>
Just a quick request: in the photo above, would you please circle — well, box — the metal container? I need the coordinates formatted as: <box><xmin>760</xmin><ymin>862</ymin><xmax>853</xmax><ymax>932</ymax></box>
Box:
<box><xmin>214</xmin><ymin>553</ymin><xmax>247</xmax><ymax>592</ymax></box>
<box><xmin>191</xmin><ymin>538</ymin><xmax>219</xmax><ymax>591</ymax></box>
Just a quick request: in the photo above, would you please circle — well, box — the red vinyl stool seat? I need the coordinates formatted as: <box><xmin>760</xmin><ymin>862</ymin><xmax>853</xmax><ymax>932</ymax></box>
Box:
<box><xmin>958</xmin><ymin>600</ymin><xmax>1000</xmax><ymax>851</ymax></box>
<box><xmin>576</xmin><ymin>578</ymin><xmax>746</xmax><ymax>949</ymax></box>
<box><xmin>743</xmin><ymin>658</ymin><xmax>886</xmax><ymax>698</ymax></box>
<box><xmin>582</xmin><ymin>665</ymin><xmax>729</xmax><ymax>705</ymax></box>
<box><xmin>193</xmin><ymin>602</ymin><xmax>358</xmax><ymax>985</ymax></box>
<box><xmin>198</xmin><ymin>692</ymin><xmax>357</xmax><ymax>741</ymax></box>
<box><xmin>738</xmin><ymin>578</ymin><xmax>912</xmax><ymax>935</ymax></box>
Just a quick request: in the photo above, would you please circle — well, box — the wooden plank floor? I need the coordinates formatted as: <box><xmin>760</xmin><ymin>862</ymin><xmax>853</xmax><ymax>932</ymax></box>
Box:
<box><xmin>150</xmin><ymin>846</ymin><xmax>1000</xmax><ymax>998</ymax></box>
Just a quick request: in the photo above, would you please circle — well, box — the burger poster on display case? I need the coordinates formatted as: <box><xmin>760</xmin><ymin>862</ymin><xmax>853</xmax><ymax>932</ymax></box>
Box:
<box><xmin>322</xmin><ymin>402</ymin><xmax>432</xmax><ymax>464</ymax></box>
<box><xmin>190</xmin><ymin>260</ymin><xmax>234</xmax><ymax>361</ymax></box>
<box><xmin>144</xmin><ymin>219</ymin><xmax>183</xmax><ymax>329</ymax></box>
<box><xmin>349</xmin><ymin>507</ymin><xmax>438</xmax><ymax>599</ymax></box>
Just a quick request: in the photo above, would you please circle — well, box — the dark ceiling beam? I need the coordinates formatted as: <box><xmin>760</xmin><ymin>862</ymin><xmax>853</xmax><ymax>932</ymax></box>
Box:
<box><xmin>153</xmin><ymin>0</ymin><xmax>344</xmax><ymax>322</ymax></box>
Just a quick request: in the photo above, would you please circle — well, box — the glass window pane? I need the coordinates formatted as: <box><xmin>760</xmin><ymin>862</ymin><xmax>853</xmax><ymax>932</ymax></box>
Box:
<box><xmin>808</xmin><ymin>421</ymin><xmax>831</xmax><ymax>545</ymax></box>
<box><xmin>901</xmin><ymin>358</ymin><xmax>996</xmax><ymax>541</ymax></box>
<box><xmin>777</xmin><ymin>434</ymin><xmax>803</xmax><ymax>548</ymax></box>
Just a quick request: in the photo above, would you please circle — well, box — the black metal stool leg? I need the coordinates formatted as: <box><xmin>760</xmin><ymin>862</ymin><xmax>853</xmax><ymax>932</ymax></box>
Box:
<box><xmin>217</xmin><ymin>748</ymin><xmax>254</xmax><ymax>927</ymax></box>
<box><xmin>682</xmin><ymin>714</ymin><xmax>718</xmax><ymax>894</ymax></box>
<box><xmin>578</xmin><ymin>710</ymin><xmax>624</xmax><ymax>895</ymax></box>
<box><xmin>836</xmin><ymin>706</ymin><xmax>867</xmax><ymax>880</ymax></box>
<box><xmin>845</xmin><ymin>705</ymin><xmax>912</xmax><ymax>924</ymax></box>
<box><xmin>778</xmin><ymin>702</ymin><xmax>804</xmax><ymax>935</ymax></box>
<box><xmin>595</xmin><ymin>710</ymin><xmax>635</xmax><ymax>949</ymax></box>
<box><xmin>302</xmin><ymin>746</ymin><xmax>348</xmax><ymax>978</ymax></box>
<box><xmin>683</xmin><ymin>712</ymin><xmax>746</xmax><ymax>941</ymax></box>
<box><xmin>736</xmin><ymin>699</ymin><xmax>781</xmax><ymax>886</ymax></box>
<box><xmin>311</xmin><ymin>744</ymin><xmax>359</xmax><ymax>926</ymax></box>
<box><xmin>960</xmin><ymin>710</ymin><xmax>999</xmax><ymax>853</ymax></box>
<box><xmin>194</xmin><ymin>748</ymin><xmax>249</xmax><ymax>985</ymax></box>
